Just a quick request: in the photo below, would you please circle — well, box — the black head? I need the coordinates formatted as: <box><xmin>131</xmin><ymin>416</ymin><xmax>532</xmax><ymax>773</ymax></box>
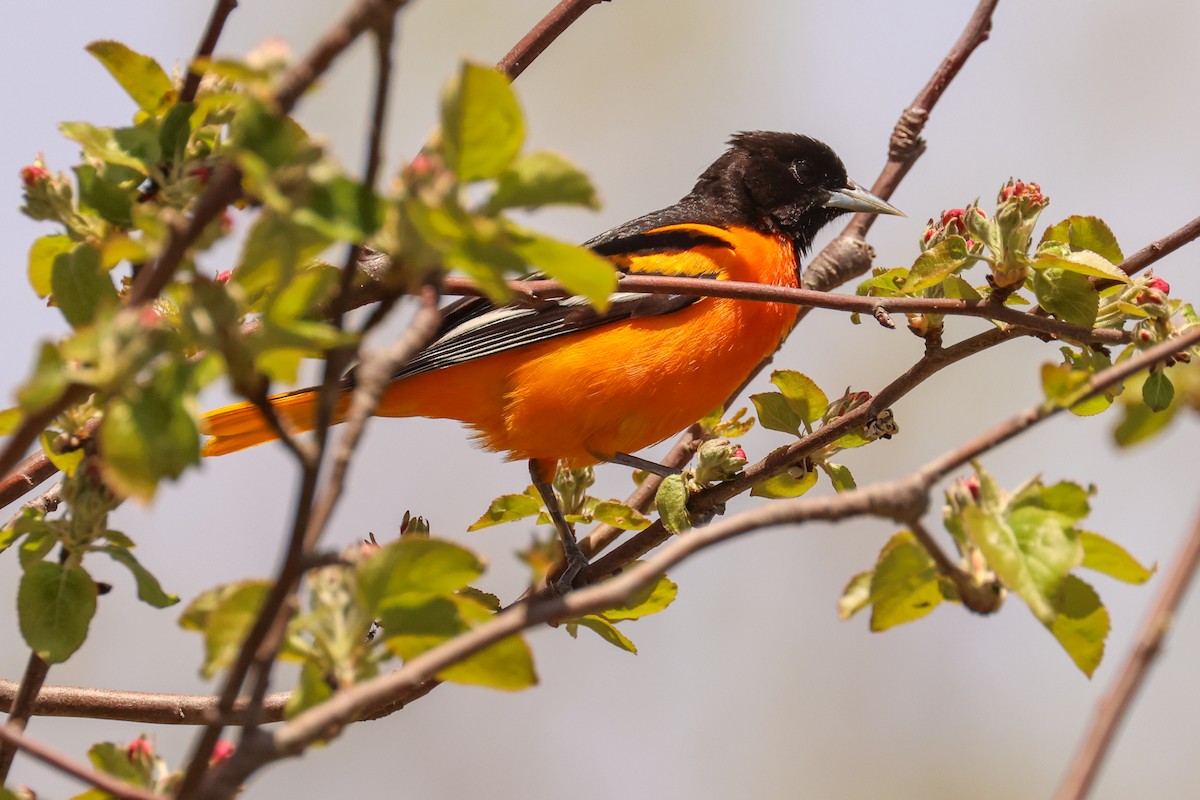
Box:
<box><xmin>687</xmin><ymin>131</ymin><xmax>901</xmax><ymax>253</ymax></box>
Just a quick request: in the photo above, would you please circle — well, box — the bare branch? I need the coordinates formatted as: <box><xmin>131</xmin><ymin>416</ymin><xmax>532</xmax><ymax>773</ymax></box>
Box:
<box><xmin>180</xmin><ymin>0</ymin><xmax>240</xmax><ymax>104</ymax></box>
<box><xmin>497</xmin><ymin>0</ymin><xmax>611</xmax><ymax>79</ymax></box>
<box><xmin>441</xmin><ymin>274</ymin><xmax>1132</xmax><ymax>346</ymax></box>
<box><xmin>1054</xmin><ymin>504</ymin><xmax>1200</xmax><ymax>800</ymax></box>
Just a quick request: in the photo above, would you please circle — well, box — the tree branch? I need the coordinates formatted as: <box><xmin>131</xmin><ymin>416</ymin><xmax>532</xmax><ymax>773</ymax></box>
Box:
<box><xmin>180</xmin><ymin>0</ymin><xmax>240</xmax><ymax>104</ymax></box>
<box><xmin>1054</xmin><ymin>504</ymin><xmax>1200</xmax><ymax>800</ymax></box>
<box><xmin>497</xmin><ymin>0</ymin><xmax>610</xmax><ymax>79</ymax></box>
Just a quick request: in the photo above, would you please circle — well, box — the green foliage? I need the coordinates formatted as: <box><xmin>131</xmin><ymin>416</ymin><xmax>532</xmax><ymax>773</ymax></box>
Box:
<box><xmin>841</xmin><ymin>464</ymin><xmax>1153</xmax><ymax>676</ymax></box>
<box><xmin>18</xmin><ymin>561</ymin><xmax>97</xmax><ymax>663</ymax></box>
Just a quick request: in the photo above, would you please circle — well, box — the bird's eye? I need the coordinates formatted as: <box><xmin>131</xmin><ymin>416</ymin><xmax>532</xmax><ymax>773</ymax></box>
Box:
<box><xmin>790</xmin><ymin>160</ymin><xmax>813</xmax><ymax>184</ymax></box>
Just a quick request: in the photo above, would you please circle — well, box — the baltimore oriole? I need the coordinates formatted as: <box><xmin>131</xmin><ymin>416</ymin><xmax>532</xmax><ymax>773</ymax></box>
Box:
<box><xmin>202</xmin><ymin>132</ymin><xmax>901</xmax><ymax>587</ymax></box>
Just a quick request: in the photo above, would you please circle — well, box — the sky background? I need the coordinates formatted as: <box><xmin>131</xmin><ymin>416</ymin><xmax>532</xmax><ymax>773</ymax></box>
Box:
<box><xmin>2</xmin><ymin>1</ymin><xmax>1200</xmax><ymax>798</ymax></box>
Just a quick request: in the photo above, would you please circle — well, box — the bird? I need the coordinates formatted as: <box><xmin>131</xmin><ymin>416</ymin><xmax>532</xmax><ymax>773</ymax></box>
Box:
<box><xmin>202</xmin><ymin>131</ymin><xmax>902</xmax><ymax>589</ymax></box>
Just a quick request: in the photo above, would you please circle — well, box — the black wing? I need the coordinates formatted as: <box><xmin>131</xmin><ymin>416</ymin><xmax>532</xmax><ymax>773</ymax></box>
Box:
<box><xmin>388</xmin><ymin>211</ymin><xmax>735</xmax><ymax>382</ymax></box>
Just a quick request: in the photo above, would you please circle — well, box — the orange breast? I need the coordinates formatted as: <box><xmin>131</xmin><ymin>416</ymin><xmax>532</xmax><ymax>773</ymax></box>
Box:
<box><xmin>377</xmin><ymin>225</ymin><xmax>801</xmax><ymax>465</ymax></box>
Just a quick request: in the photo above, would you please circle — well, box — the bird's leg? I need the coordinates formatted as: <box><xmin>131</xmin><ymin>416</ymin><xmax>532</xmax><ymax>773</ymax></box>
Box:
<box><xmin>606</xmin><ymin>451</ymin><xmax>682</xmax><ymax>478</ymax></box>
<box><xmin>529</xmin><ymin>458</ymin><xmax>588</xmax><ymax>593</ymax></box>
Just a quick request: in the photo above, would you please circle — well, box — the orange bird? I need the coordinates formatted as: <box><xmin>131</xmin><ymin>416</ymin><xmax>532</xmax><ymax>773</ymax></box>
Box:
<box><xmin>203</xmin><ymin>132</ymin><xmax>901</xmax><ymax>586</ymax></box>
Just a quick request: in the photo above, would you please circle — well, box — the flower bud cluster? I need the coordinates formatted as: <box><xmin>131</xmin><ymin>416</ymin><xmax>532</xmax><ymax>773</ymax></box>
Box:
<box><xmin>692</xmin><ymin>438</ymin><xmax>748</xmax><ymax>487</ymax></box>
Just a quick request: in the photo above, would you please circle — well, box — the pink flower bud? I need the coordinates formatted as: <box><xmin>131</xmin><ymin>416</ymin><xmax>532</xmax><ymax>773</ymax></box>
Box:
<box><xmin>963</xmin><ymin>475</ymin><xmax>981</xmax><ymax>501</ymax></box>
<box><xmin>210</xmin><ymin>739</ymin><xmax>235</xmax><ymax>765</ymax></box>
<box><xmin>215</xmin><ymin>270</ymin><xmax>233</xmax><ymax>284</ymax></box>
<box><xmin>126</xmin><ymin>736</ymin><xmax>153</xmax><ymax>760</ymax></box>
<box><xmin>20</xmin><ymin>162</ymin><xmax>49</xmax><ymax>188</ymax></box>
<box><xmin>1146</xmin><ymin>275</ymin><xmax>1170</xmax><ymax>294</ymax></box>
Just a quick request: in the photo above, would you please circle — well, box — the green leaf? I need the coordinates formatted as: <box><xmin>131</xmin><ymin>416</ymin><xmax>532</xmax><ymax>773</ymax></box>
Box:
<box><xmin>178</xmin><ymin>582</ymin><xmax>243</xmax><ymax>631</ymax></box>
<box><xmin>825</xmin><ymin>463</ymin><xmax>857</xmax><ymax>492</ymax></box>
<box><xmin>237</xmin><ymin>213</ymin><xmax>332</xmax><ymax>299</ymax></box>
<box><xmin>286</xmin><ymin>659</ymin><xmax>335</xmax><ymax>718</ymax></box>
<box><xmin>1031</xmin><ymin>267</ymin><xmax>1099</xmax><ymax>329</ymax></box>
<box><xmin>838</xmin><ymin>571</ymin><xmax>873</xmax><ymax>620</ymax></box>
<box><xmin>592</xmin><ymin>500</ymin><xmax>651</xmax><ymax>531</ymax></box>
<box><xmin>1047</xmin><ymin>575</ymin><xmax>1110</xmax><ymax>677</ymax></box>
<box><xmin>51</xmin><ymin>244</ymin><xmax>119</xmax><ymax>328</ymax></box>
<box><xmin>18</xmin><ymin>562</ymin><xmax>98</xmax><ymax>663</ymax></box>
<box><xmin>60</xmin><ymin>121</ymin><xmax>160</xmax><ymax>175</ymax></box>
<box><xmin>229</xmin><ymin>98</ymin><xmax>309</xmax><ymax>170</ymax></box>
<box><xmin>40</xmin><ymin>430</ymin><xmax>84</xmax><ymax>477</ymax></box>
<box><xmin>1079</xmin><ymin>531</ymin><xmax>1155</xmax><ymax>584</ymax></box>
<box><xmin>295</xmin><ymin>175</ymin><xmax>382</xmax><ymax>241</ymax></box>
<box><xmin>1113</xmin><ymin>401</ymin><xmax>1177</xmax><ymax>446</ymax></box>
<box><xmin>963</xmin><ymin>505</ymin><xmax>1081</xmax><ymax>624</ymax></box>
<box><xmin>444</xmin><ymin>236</ymin><xmax>526</xmax><ymax>302</ymax></box>
<box><xmin>941</xmin><ymin>274</ymin><xmax>982</xmax><ymax>301</ymax></box>
<box><xmin>655</xmin><ymin>473</ymin><xmax>691</xmax><ymax>534</ymax></box>
<box><xmin>868</xmin><ymin>531</ymin><xmax>945</xmax><ymax>631</ymax></box>
<box><xmin>751</xmin><ymin>467</ymin><xmax>817</xmax><ymax>499</ymax></box>
<box><xmin>603</xmin><ymin>573</ymin><xmax>678</xmax><ymax>620</ymax></box>
<box><xmin>486</xmin><ymin>151</ymin><xmax>599</xmax><ymax>212</ymax></box>
<box><xmin>566</xmin><ymin>615</ymin><xmax>637</xmax><ymax>653</ymax></box>
<box><xmin>86</xmin><ymin>740</ymin><xmax>154</xmax><ymax>788</ymax></box>
<box><xmin>101</xmin><ymin>546</ymin><xmax>179</xmax><ymax>607</ymax></box>
<box><xmin>86</xmin><ymin>40</ymin><xmax>174</xmax><ymax>113</ymax></box>
<box><xmin>1041</xmin><ymin>363</ymin><xmax>1091</xmax><ymax>408</ymax></box>
<box><xmin>508</xmin><ymin>230</ymin><xmax>617</xmax><ymax>309</ymax></box>
<box><xmin>159</xmin><ymin>102</ymin><xmax>194</xmax><ymax>161</ymax></box>
<box><xmin>200</xmin><ymin>580</ymin><xmax>272</xmax><ymax>679</ymax></box>
<box><xmin>771</xmin><ymin>370</ymin><xmax>828</xmax><ymax>423</ymax></box>
<box><xmin>468</xmin><ymin>492</ymin><xmax>543</xmax><ymax>530</ymax></box>
<box><xmin>356</xmin><ymin>537</ymin><xmax>484</xmax><ymax>612</ymax></box>
<box><xmin>28</xmin><ymin>234</ymin><xmax>75</xmax><ymax>298</ymax></box>
<box><xmin>382</xmin><ymin>595</ymin><xmax>537</xmax><ymax>690</ymax></box>
<box><xmin>75</xmin><ymin>163</ymin><xmax>134</xmax><ymax>227</ymax></box>
<box><xmin>99</xmin><ymin>380</ymin><xmax>201</xmax><ymax>501</ymax></box>
<box><xmin>901</xmin><ymin>236</ymin><xmax>971</xmax><ymax>292</ymax></box>
<box><xmin>1142</xmin><ymin>369</ymin><xmax>1174</xmax><ymax>412</ymax></box>
<box><xmin>441</xmin><ymin>62</ymin><xmax>524</xmax><ymax>181</ymax></box>
<box><xmin>1034</xmin><ymin>250</ymin><xmax>1130</xmax><ymax>284</ymax></box>
<box><xmin>750</xmin><ymin>391</ymin><xmax>803</xmax><ymax>436</ymax></box>
<box><xmin>0</xmin><ymin>406</ymin><xmax>22</xmax><ymax>437</ymax></box>
<box><xmin>1039</xmin><ymin>216</ymin><xmax>1124</xmax><ymax>265</ymax></box>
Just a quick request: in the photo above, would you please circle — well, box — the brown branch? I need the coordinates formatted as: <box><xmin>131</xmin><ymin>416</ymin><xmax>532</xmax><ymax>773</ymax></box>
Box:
<box><xmin>1054</xmin><ymin>504</ymin><xmax>1200</xmax><ymax>800</ymax></box>
<box><xmin>0</xmin><ymin>680</ymin><xmax>289</xmax><ymax>725</ymax></box>
<box><xmin>0</xmin><ymin>654</ymin><xmax>50</xmax><ymax>782</ymax></box>
<box><xmin>846</xmin><ymin>0</ymin><xmax>1000</xmax><ymax>242</ymax></box>
<box><xmin>497</xmin><ymin>0</ymin><xmax>610</xmax><ymax>79</ymax></box>
<box><xmin>0</xmin><ymin>724</ymin><xmax>165</xmax><ymax>800</ymax></box>
<box><xmin>1116</xmin><ymin>213</ymin><xmax>1200</xmax><ymax>278</ymax></box>
<box><xmin>442</xmin><ymin>274</ymin><xmax>1131</xmax><ymax>346</ymax></box>
<box><xmin>180</xmin><ymin>0</ymin><xmax>240</xmax><ymax>104</ymax></box>
<box><xmin>908</xmin><ymin>519</ymin><xmax>1002</xmax><ymax>615</ymax></box>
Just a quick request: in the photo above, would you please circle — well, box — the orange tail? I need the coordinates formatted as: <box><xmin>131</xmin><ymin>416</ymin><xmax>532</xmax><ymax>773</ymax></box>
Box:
<box><xmin>201</xmin><ymin>387</ymin><xmax>350</xmax><ymax>456</ymax></box>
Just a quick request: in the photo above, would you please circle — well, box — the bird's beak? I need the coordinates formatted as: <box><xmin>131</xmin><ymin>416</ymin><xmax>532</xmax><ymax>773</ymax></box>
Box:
<box><xmin>824</xmin><ymin>181</ymin><xmax>904</xmax><ymax>216</ymax></box>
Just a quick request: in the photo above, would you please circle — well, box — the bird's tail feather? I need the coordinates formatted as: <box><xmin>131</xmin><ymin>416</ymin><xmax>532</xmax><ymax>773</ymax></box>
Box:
<box><xmin>201</xmin><ymin>387</ymin><xmax>349</xmax><ymax>456</ymax></box>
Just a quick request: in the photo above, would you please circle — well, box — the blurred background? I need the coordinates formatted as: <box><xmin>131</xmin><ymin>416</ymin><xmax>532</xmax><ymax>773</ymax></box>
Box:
<box><xmin>2</xmin><ymin>1</ymin><xmax>1199</xmax><ymax>797</ymax></box>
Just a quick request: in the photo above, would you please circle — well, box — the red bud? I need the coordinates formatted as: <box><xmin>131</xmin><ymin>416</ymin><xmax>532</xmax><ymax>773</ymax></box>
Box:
<box><xmin>210</xmin><ymin>739</ymin><xmax>235</xmax><ymax>765</ymax></box>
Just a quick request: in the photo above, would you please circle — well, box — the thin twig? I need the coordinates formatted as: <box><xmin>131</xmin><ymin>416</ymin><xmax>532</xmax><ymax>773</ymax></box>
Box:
<box><xmin>180</xmin><ymin>0</ymin><xmax>240</xmax><ymax>103</ymax></box>
<box><xmin>441</xmin><ymin>274</ymin><xmax>1132</xmax><ymax>346</ymax></box>
<box><xmin>0</xmin><ymin>723</ymin><xmax>164</xmax><ymax>800</ymax></box>
<box><xmin>1054</xmin><ymin>504</ymin><xmax>1200</xmax><ymax>800</ymax></box>
<box><xmin>497</xmin><ymin>0</ymin><xmax>610</xmax><ymax>79</ymax></box>
<box><xmin>0</xmin><ymin>654</ymin><xmax>51</xmax><ymax>782</ymax></box>
<box><xmin>909</xmin><ymin>519</ymin><xmax>1002</xmax><ymax>614</ymax></box>
<box><xmin>847</xmin><ymin>0</ymin><xmax>1000</xmax><ymax>241</ymax></box>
